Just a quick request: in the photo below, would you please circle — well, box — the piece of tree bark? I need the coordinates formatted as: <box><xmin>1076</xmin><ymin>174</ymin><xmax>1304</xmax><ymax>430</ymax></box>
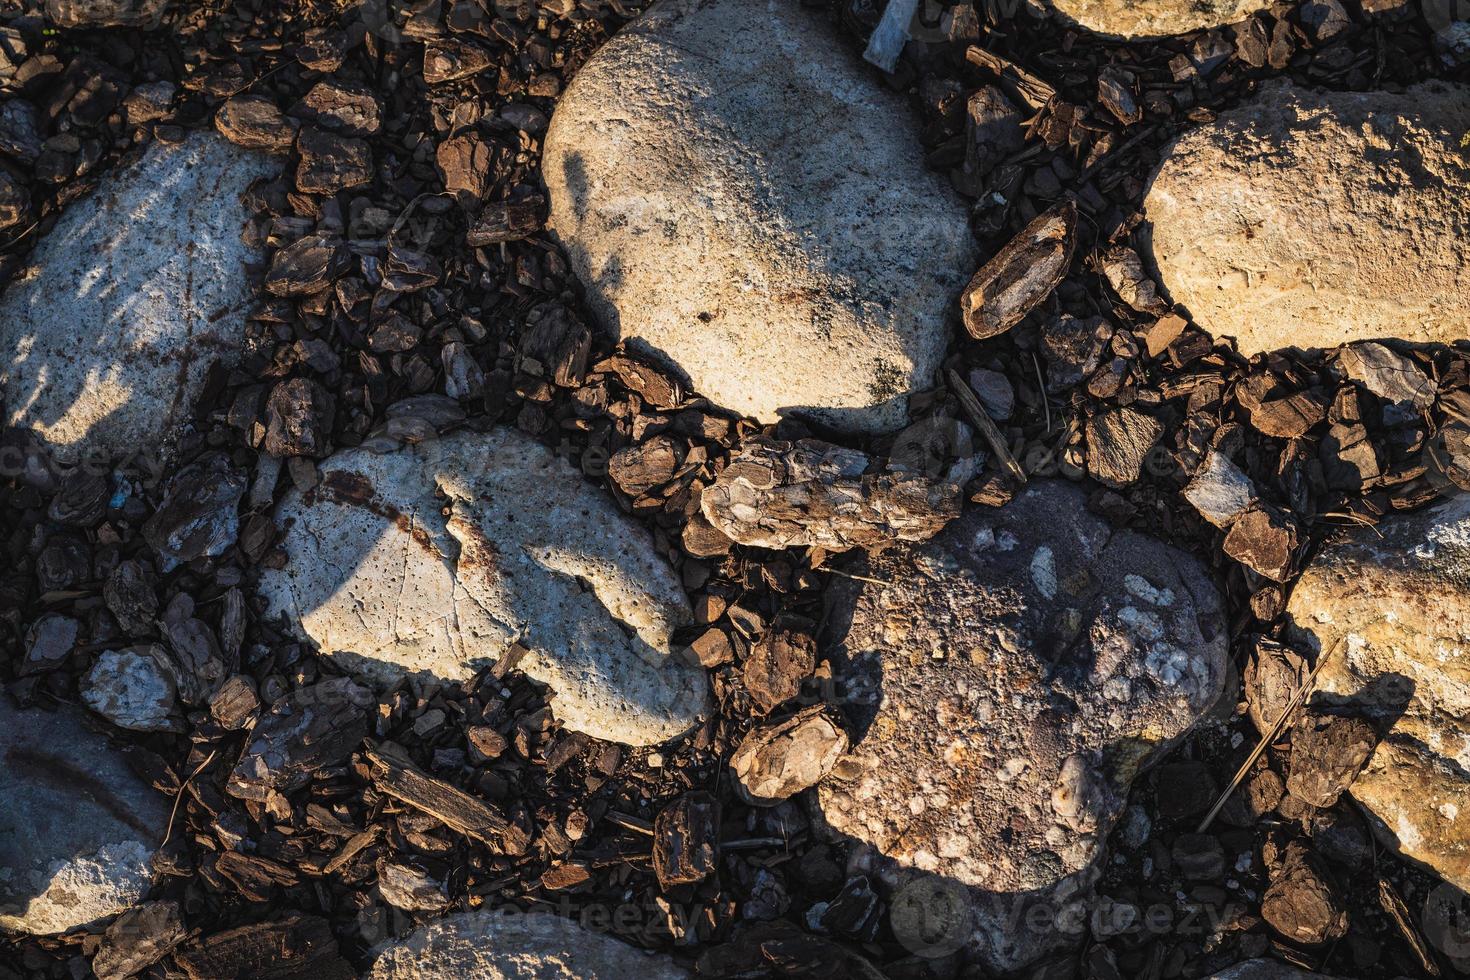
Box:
<box><xmin>960</xmin><ymin>200</ymin><xmax>1077</xmax><ymax>340</ymax></box>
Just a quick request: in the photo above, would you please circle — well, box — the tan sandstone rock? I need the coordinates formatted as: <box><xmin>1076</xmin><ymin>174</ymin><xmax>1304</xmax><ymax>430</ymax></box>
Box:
<box><xmin>1145</xmin><ymin>81</ymin><xmax>1470</xmax><ymax>356</ymax></box>
<box><xmin>367</xmin><ymin>910</ymin><xmax>689</xmax><ymax>979</ymax></box>
<box><xmin>1285</xmin><ymin>493</ymin><xmax>1470</xmax><ymax>892</ymax></box>
<box><xmin>1041</xmin><ymin>0</ymin><xmax>1273</xmax><ymax>37</ymax></box>
<box><xmin>544</xmin><ymin>0</ymin><xmax>975</xmax><ymax>434</ymax></box>
<box><xmin>818</xmin><ymin>481</ymin><xmax>1228</xmax><ymax>971</ymax></box>
<box><xmin>257</xmin><ymin>429</ymin><xmax>709</xmax><ymax>746</ymax></box>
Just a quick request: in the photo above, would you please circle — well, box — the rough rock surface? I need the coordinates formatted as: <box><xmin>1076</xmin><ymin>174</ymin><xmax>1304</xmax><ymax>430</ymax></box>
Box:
<box><xmin>1204</xmin><ymin>962</ymin><xmax>1337</xmax><ymax>980</ymax></box>
<box><xmin>1042</xmin><ymin>0</ymin><xmax>1273</xmax><ymax>37</ymax></box>
<box><xmin>699</xmin><ymin>436</ymin><xmax>961</xmax><ymax>552</ymax></box>
<box><xmin>43</xmin><ymin>0</ymin><xmax>169</xmax><ymax>28</ymax></box>
<box><xmin>258</xmin><ymin>429</ymin><xmax>709</xmax><ymax>746</ymax></box>
<box><xmin>543</xmin><ymin>0</ymin><xmax>975</xmax><ymax>434</ymax></box>
<box><xmin>0</xmin><ymin>134</ymin><xmax>273</xmax><ymax>462</ymax></box>
<box><xmin>1145</xmin><ymin>82</ymin><xmax>1470</xmax><ymax>355</ymax></box>
<box><xmin>367</xmin><ymin>910</ymin><xmax>690</xmax><ymax>979</ymax></box>
<box><xmin>0</xmin><ymin>699</ymin><xmax>169</xmax><ymax>934</ymax></box>
<box><xmin>818</xmin><ymin>481</ymin><xmax>1227</xmax><ymax>970</ymax></box>
<box><xmin>1284</xmin><ymin>492</ymin><xmax>1470</xmax><ymax>891</ymax></box>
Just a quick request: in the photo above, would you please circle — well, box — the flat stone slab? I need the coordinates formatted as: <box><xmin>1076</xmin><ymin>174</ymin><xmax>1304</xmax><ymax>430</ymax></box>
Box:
<box><xmin>0</xmin><ymin>699</ymin><xmax>169</xmax><ymax>934</ymax></box>
<box><xmin>367</xmin><ymin>910</ymin><xmax>690</xmax><ymax>979</ymax></box>
<box><xmin>1285</xmin><ymin>492</ymin><xmax>1470</xmax><ymax>892</ymax></box>
<box><xmin>0</xmin><ymin>134</ymin><xmax>273</xmax><ymax>462</ymax></box>
<box><xmin>258</xmin><ymin>429</ymin><xmax>709</xmax><ymax>746</ymax></box>
<box><xmin>1145</xmin><ymin>81</ymin><xmax>1470</xmax><ymax>356</ymax></box>
<box><xmin>1042</xmin><ymin>0</ymin><xmax>1273</xmax><ymax>37</ymax></box>
<box><xmin>818</xmin><ymin>481</ymin><xmax>1227</xmax><ymax>970</ymax></box>
<box><xmin>544</xmin><ymin>0</ymin><xmax>975</xmax><ymax>434</ymax></box>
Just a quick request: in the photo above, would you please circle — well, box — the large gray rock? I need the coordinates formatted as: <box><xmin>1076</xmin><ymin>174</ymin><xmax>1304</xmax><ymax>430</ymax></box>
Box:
<box><xmin>367</xmin><ymin>910</ymin><xmax>690</xmax><ymax>979</ymax></box>
<box><xmin>258</xmin><ymin>429</ymin><xmax>709</xmax><ymax>746</ymax></box>
<box><xmin>1041</xmin><ymin>0</ymin><xmax>1273</xmax><ymax>37</ymax></box>
<box><xmin>544</xmin><ymin>0</ymin><xmax>975</xmax><ymax>435</ymax></box>
<box><xmin>818</xmin><ymin>481</ymin><xmax>1228</xmax><ymax>971</ymax></box>
<box><xmin>0</xmin><ymin>699</ymin><xmax>169</xmax><ymax>934</ymax></box>
<box><xmin>0</xmin><ymin>134</ymin><xmax>273</xmax><ymax>462</ymax></box>
<box><xmin>1284</xmin><ymin>493</ymin><xmax>1470</xmax><ymax>892</ymax></box>
<box><xmin>1145</xmin><ymin>82</ymin><xmax>1470</xmax><ymax>356</ymax></box>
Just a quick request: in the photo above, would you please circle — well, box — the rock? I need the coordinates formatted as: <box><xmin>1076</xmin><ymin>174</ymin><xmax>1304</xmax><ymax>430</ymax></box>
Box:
<box><xmin>227</xmin><ymin>677</ymin><xmax>372</xmax><ymax>801</ymax></box>
<box><xmin>1222</xmin><ymin>506</ymin><xmax>1299</xmax><ymax>582</ymax></box>
<box><xmin>295</xmin><ymin>128</ymin><xmax>372</xmax><ymax>193</ymax></box>
<box><xmin>21</xmin><ymin>613</ymin><xmax>79</xmax><ymax>674</ymax></box>
<box><xmin>258</xmin><ymin>430</ymin><xmax>709</xmax><ymax>746</ymax></box>
<box><xmin>699</xmin><ymin>436</ymin><xmax>961</xmax><ymax>553</ymax></box>
<box><xmin>1145</xmin><ymin>81</ymin><xmax>1470</xmax><ymax>355</ymax></box>
<box><xmin>1339</xmin><ymin>342</ymin><xmax>1436</xmax><ymax>410</ymax></box>
<box><xmin>1183</xmin><ymin>451</ymin><xmax>1257</xmax><ymax>529</ymax></box>
<box><xmin>44</xmin><ymin>0</ymin><xmax>169</xmax><ymax>28</ymax></box>
<box><xmin>743</xmin><ymin>615</ymin><xmax>816</xmax><ymax>714</ymax></box>
<box><xmin>142</xmin><ymin>454</ymin><xmax>247</xmax><ymax>572</ymax></box>
<box><xmin>1284</xmin><ymin>493</ymin><xmax>1470</xmax><ymax>891</ymax></box>
<box><xmin>653</xmin><ymin>791</ymin><xmax>720</xmax><ymax>888</ymax></box>
<box><xmin>366</xmin><ymin>910</ymin><xmax>690</xmax><ymax>979</ymax></box>
<box><xmin>1285</xmin><ymin>714</ymin><xmax>1377</xmax><ymax>807</ymax></box>
<box><xmin>731</xmin><ymin>707</ymin><xmax>848</xmax><ymax>806</ymax></box>
<box><xmin>378</xmin><ymin>861</ymin><xmax>450</xmax><ymax>913</ymax></box>
<box><xmin>1261</xmin><ymin>841</ymin><xmax>1348</xmax><ymax>944</ymax></box>
<box><xmin>1204</xmin><ymin>961</ymin><xmax>1338</xmax><ymax>980</ymax></box>
<box><xmin>1041</xmin><ymin>0</ymin><xmax>1273</xmax><ymax>36</ymax></box>
<box><xmin>92</xmin><ymin>901</ymin><xmax>187</xmax><ymax>980</ymax></box>
<box><xmin>817</xmin><ymin>481</ymin><xmax>1227</xmax><ymax>971</ymax></box>
<box><xmin>1086</xmin><ymin>407</ymin><xmax>1164</xmax><ymax>488</ymax></box>
<box><xmin>263</xmin><ymin>378</ymin><xmax>335</xmax><ymax>457</ymax></box>
<box><xmin>0</xmin><ymin>699</ymin><xmax>169</xmax><ymax>934</ymax></box>
<box><xmin>0</xmin><ymin>135</ymin><xmax>273</xmax><ymax>462</ymax></box>
<box><xmin>82</xmin><ymin>646</ymin><xmax>183</xmax><ymax>732</ymax></box>
<box><xmin>215</xmin><ymin>96</ymin><xmax>298</xmax><ymax>152</ymax></box>
<box><xmin>544</xmin><ymin>0</ymin><xmax>974</xmax><ymax>434</ymax></box>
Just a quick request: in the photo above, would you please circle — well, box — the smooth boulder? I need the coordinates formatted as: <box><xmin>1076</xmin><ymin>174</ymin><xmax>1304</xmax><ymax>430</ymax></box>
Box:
<box><xmin>367</xmin><ymin>910</ymin><xmax>689</xmax><ymax>979</ymax></box>
<box><xmin>1042</xmin><ymin>0</ymin><xmax>1273</xmax><ymax>37</ymax></box>
<box><xmin>818</xmin><ymin>481</ymin><xmax>1228</xmax><ymax>971</ymax></box>
<box><xmin>257</xmin><ymin>429</ymin><xmax>709</xmax><ymax>746</ymax></box>
<box><xmin>1145</xmin><ymin>81</ymin><xmax>1470</xmax><ymax>355</ymax></box>
<box><xmin>1284</xmin><ymin>492</ymin><xmax>1470</xmax><ymax>892</ymax></box>
<box><xmin>0</xmin><ymin>134</ymin><xmax>273</xmax><ymax>462</ymax></box>
<box><xmin>0</xmin><ymin>699</ymin><xmax>170</xmax><ymax>934</ymax></box>
<box><xmin>543</xmin><ymin>0</ymin><xmax>975</xmax><ymax>434</ymax></box>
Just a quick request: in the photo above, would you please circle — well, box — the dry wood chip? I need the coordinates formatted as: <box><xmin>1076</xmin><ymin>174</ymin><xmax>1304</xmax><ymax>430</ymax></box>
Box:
<box><xmin>366</xmin><ymin>745</ymin><xmax>529</xmax><ymax>854</ymax></box>
<box><xmin>173</xmin><ymin>915</ymin><xmax>355</xmax><ymax>980</ymax></box>
<box><xmin>960</xmin><ymin>200</ymin><xmax>1076</xmax><ymax>340</ymax></box>
<box><xmin>653</xmin><ymin>791</ymin><xmax>720</xmax><ymax>889</ymax></box>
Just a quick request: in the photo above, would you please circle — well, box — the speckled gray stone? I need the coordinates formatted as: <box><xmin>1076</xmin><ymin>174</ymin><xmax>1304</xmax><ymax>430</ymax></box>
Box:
<box><xmin>544</xmin><ymin>0</ymin><xmax>975</xmax><ymax>434</ymax></box>
<box><xmin>0</xmin><ymin>699</ymin><xmax>169</xmax><ymax>934</ymax></box>
<box><xmin>818</xmin><ymin>480</ymin><xmax>1228</xmax><ymax>971</ymax></box>
<box><xmin>258</xmin><ymin>429</ymin><xmax>709</xmax><ymax>746</ymax></box>
<box><xmin>0</xmin><ymin>134</ymin><xmax>273</xmax><ymax>462</ymax></box>
<box><xmin>1285</xmin><ymin>492</ymin><xmax>1470</xmax><ymax>892</ymax></box>
<box><xmin>367</xmin><ymin>910</ymin><xmax>690</xmax><ymax>979</ymax></box>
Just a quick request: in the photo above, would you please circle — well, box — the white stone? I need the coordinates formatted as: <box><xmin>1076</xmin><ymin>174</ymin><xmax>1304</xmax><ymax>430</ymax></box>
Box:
<box><xmin>367</xmin><ymin>910</ymin><xmax>690</xmax><ymax>979</ymax></box>
<box><xmin>0</xmin><ymin>699</ymin><xmax>169</xmax><ymax>934</ymax></box>
<box><xmin>258</xmin><ymin>429</ymin><xmax>709</xmax><ymax>746</ymax></box>
<box><xmin>1041</xmin><ymin>0</ymin><xmax>1273</xmax><ymax>37</ymax></box>
<box><xmin>1183</xmin><ymin>451</ymin><xmax>1256</xmax><ymax>529</ymax></box>
<box><xmin>1145</xmin><ymin>82</ymin><xmax>1470</xmax><ymax>355</ymax></box>
<box><xmin>544</xmin><ymin>0</ymin><xmax>975</xmax><ymax>434</ymax></box>
<box><xmin>1285</xmin><ymin>492</ymin><xmax>1470</xmax><ymax>892</ymax></box>
<box><xmin>0</xmin><ymin>134</ymin><xmax>273</xmax><ymax>462</ymax></box>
